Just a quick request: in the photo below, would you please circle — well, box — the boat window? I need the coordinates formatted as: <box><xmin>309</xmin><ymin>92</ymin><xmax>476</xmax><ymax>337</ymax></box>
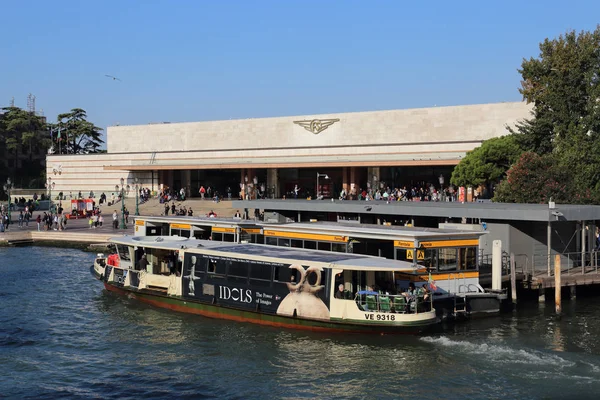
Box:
<box><xmin>278</xmin><ymin>238</ymin><xmax>290</xmax><ymax>247</ymax></box>
<box><xmin>224</xmin><ymin>233</ymin><xmax>235</xmax><ymax>242</ymax></box>
<box><xmin>438</xmin><ymin>248</ymin><xmax>458</xmax><ymax>271</ymax></box>
<box><xmin>273</xmin><ymin>265</ymin><xmax>301</xmax><ymax>283</ymax></box>
<box><xmin>265</xmin><ymin>237</ymin><xmax>277</xmax><ymax>246</ymax></box>
<box><xmin>228</xmin><ymin>260</ymin><xmax>248</xmax><ymax>278</ymax></box>
<box><xmin>291</xmin><ymin>239</ymin><xmax>303</xmax><ymax>248</ymax></box>
<box><xmin>116</xmin><ymin>244</ymin><xmax>131</xmax><ymax>261</ymax></box>
<box><xmin>212</xmin><ymin>232</ymin><xmax>223</xmax><ymax>241</ymax></box>
<box><xmin>332</xmin><ymin>243</ymin><xmax>347</xmax><ymax>253</ymax></box>
<box><xmin>207</xmin><ymin>258</ymin><xmax>226</xmax><ymax>277</ymax></box>
<box><xmin>396</xmin><ymin>248</ymin><xmax>413</xmax><ymax>263</ymax></box>
<box><xmin>459</xmin><ymin>247</ymin><xmax>478</xmax><ymax>270</ymax></box>
<box><xmin>374</xmin><ymin>271</ymin><xmax>397</xmax><ymax>294</ymax></box>
<box><xmin>318</xmin><ymin>242</ymin><xmax>331</xmax><ymax>251</ymax></box>
<box><xmin>250</xmin><ymin>263</ymin><xmax>272</xmax><ymax>281</ymax></box>
<box><xmin>171</xmin><ymin>228</ymin><xmax>180</xmax><ymax>236</ymax></box>
<box><xmin>304</xmin><ymin>240</ymin><xmax>316</xmax><ymax>250</ymax></box>
<box><xmin>417</xmin><ymin>249</ymin><xmax>437</xmax><ymax>271</ymax></box>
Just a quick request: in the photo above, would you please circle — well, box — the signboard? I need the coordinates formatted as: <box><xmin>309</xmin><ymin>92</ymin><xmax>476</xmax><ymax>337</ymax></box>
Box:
<box><xmin>394</xmin><ymin>240</ymin><xmax>415</xmax><ymax>248</ymax></box>
<box><xmin>406</xmin><ymin>250</ymin><xmax>414</xmax><ymax>260</ymax></box>
<box><xmin>417</xmin><ymin>250</ymin><xmax>425</xmax><ymax>260</ymax></box>
<box><xmin>171</xmin><ymin>223</ymin><xmax>191</xmax><ymax>230</ymax></box>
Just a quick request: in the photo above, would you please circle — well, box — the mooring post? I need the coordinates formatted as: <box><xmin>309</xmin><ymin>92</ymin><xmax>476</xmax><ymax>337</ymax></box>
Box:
<box><xmin>492</xmin><ymin>240</ymin><xmax>502</xmax><ymax>291</ymax></box>
<box><xmin>510</xmin><ymin>252</ymin><xmax>517</xmax><ymax>304</ymax></box>
<box><xmin>555</xmin><ymin>254</ymin><xmax>561</xmax><ymax>315</ymax></box>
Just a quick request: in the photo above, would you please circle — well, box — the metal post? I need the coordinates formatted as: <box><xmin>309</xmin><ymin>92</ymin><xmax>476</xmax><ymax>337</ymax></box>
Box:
<box><xmin>582</xmin><ymin>220</ymin><xmax>586</xmax><ymax>274</ymax></box>
<box><xmin>547</xmin><ymin>221</ymin><xmax>552</xmax><ymax>276</ymax></box>
<box><xmin>135</xmin><ymin>185</ymin><xmax>140</xmax><ymax>216</ymax></box>
<box><xmin>120</xmin><ymin>188</ymin><xmax>126</xmax><ymax>229</ymax></box>
<box><xmin>554</xmin><ymin>254</ymin><xmax>561</xmax><ymax>315</ymax></box>
<box><xmin>510</xmin><ymin>253</ymin><xmax>517</xmax><ymax>304</ymax></box>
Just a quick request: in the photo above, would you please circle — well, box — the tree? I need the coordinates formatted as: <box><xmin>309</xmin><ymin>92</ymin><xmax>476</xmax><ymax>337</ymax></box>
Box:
<box><xmin>0</xmin><ymin>106</ymin><xmax>50</xmax><ymax>189</ymax></box>
<box><xmin>493</xmin><ymin>152</ymin><xmax>581</xmax><ymax>203</ymax></box>
<box><xmin>450</xmin><ymin>135</ymin><xmax>523</xmax><ymax>188</ymax></box>
<box><xmin>54</xmin><ymin>108</ymin><xmax>104</xmax><ymax>154</ymax></box>
<box><xmin>508</xmin><ymin>27</ymin><xmax>600</xmax><ymax>200</ymax></box>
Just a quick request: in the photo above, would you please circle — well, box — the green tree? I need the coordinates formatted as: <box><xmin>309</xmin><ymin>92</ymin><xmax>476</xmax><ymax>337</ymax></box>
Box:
<box><xmin>493</xmin><ymin>152</ymin><xmax>581</xmax><ymax>203</ymax></box>
<box><xmin>450</xmin><ymin>135</ymin><xmax>523</xmax><ymax>188</ymax></box>
<box><xmin>508</xmin><ymin>27</ymin><xmax>600</xmax><ymax>200</ymax></box>
<box><xmin>54</xmin><ymin>108</ymin><xmax>104</xmax><ymax>154</ymax></box>
<box><xmin>0</xmin><ymin>106</ymin><xmax>50</xmax><ymax>189</ymax></box>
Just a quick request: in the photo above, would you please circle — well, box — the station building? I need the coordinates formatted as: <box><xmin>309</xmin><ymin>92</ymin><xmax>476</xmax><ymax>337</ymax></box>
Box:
<box><xmin>45</xmin><ymin>101</ymin><xmax>531</xmax><ymax>198</ymax></box>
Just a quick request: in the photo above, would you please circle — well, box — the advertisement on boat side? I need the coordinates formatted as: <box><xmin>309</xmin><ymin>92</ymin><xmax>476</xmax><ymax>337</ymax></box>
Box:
<box><xmin>182</xmin><ymin>253</ymin><xmax>331</xmax><ymax>319</ymax></box>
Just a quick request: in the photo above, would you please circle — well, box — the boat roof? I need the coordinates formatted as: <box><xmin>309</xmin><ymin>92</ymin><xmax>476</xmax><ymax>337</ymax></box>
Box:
<box><xmin>135</xmin><ymin>216</ymin><xmax>485</xmax><ymax>241</ymax></box>
<box><xmin>110</xmin><ymin>235</ymin><xmax>417</xmax><ymax>271</ymax></box>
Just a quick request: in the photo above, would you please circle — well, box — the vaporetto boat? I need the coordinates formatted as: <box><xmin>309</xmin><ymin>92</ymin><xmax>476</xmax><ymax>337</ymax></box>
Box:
<box><xmin>92</xmin><ymin>235</ymin><xmax>439</xmax><ymax>333</ymax></box>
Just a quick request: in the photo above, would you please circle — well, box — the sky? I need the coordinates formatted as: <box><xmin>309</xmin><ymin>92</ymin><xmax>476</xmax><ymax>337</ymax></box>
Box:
<box><xmin>1</xmin><ymin>0</ymin><xmax>599</xmax><ymax>145</ymax></box>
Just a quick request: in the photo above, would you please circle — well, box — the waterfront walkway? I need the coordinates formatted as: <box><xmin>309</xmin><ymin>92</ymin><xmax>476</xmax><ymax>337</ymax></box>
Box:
<box><xmin>0</xmin><ymin>198</ymin><xmax>240</xmax><ymax>246</ymax></box>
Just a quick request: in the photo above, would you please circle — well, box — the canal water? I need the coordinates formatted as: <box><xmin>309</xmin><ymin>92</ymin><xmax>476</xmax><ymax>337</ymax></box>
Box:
<box><xmin>1</xmin><ymin>246</ymin><xmax>600</xmax><ymax>399</ymax></box>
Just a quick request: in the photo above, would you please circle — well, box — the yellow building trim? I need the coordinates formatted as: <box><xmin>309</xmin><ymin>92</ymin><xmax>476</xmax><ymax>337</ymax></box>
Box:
<box><xmin>419</xmin><ymin>239</ymin><xmax>479</xmax><ymax>248</ymax></box>
<box><xmin>242</xmin><ymin>228</ymin><xmax>262</xmax><ymax>234</ymax></box>
<box><xmin>213</xmin><ymin>227</ymin><xmax>236</xmax><ymax>234</ymax></box>
<box><xmin>394</xmin><ymin>240</ymin><xmax>415</xmax><ymax>248</ymax></box>
<box><xmin>263</xmin><ymin>230</ymin><xmax>348</xmax><ymax>243</ymax></box>
<box><xmin>171</xmin><ymin>223</ymin><xmax>192</xmax><ymax>230</ymax></box>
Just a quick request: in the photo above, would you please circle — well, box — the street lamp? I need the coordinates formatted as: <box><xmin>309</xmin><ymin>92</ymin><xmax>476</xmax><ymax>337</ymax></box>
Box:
<box><xmin>3</xmin><ymin>178</ymin><xmax>12</xmax><ymax>223</ymax></box>
<box><xmin>316</xmin><ymin>172</ymin><xmax>329</xmax><ymax>199</ymax></box>
<box><xmin>115</xmin><ymin>177</ymin><xmax>129</xmax><ymax>229</ymax></box>
<box><xmin>134</xmin><ymin>177</ymin><xmax>140</xmax><ymax>216</ymax></box>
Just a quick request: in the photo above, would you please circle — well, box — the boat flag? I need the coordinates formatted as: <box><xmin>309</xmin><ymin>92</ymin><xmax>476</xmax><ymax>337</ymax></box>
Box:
<box><xmin>428</xmin><ymin>271</ymin><xmax>437</xmax><ymax>291</ymax></box>
<box><xmin>57</xmin><ymin>127</ymin><xmax>62</xmax><ymax>141</ymax></box>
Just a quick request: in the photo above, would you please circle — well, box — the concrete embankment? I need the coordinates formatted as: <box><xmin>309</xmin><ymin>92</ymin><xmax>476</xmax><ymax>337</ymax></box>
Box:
<box><xmin>0</xmin><ymin>231</ymin><xmax>116</xmax><ymax>251</ymax></box>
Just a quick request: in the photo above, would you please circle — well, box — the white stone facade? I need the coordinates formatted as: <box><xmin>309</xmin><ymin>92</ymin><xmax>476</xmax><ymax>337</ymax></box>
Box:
<box><xmin>45</xmin><ymin>102</ymin><xmax>532</xmax><ymax>194</ymax></box>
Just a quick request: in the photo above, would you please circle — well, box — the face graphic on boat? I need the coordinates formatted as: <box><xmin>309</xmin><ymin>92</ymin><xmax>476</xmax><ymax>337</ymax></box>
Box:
<box><xmin>276</xmin><ymin>264</ymin><xmax>330</xmax><ymax>320</ymax></box>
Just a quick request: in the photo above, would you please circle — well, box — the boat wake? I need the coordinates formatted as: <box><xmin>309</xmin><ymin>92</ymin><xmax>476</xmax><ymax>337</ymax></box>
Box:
<box><xmin>421</xmin><ymin>336</ymin><xmax>575</xmax><ymax>368</ymax></box>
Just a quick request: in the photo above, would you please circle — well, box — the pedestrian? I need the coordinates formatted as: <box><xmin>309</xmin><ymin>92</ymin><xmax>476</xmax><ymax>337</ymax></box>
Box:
<box><xmin>36</xmin><ymin>214</ymin><xmax>41</xmax><ymax>231</ymax></box>
<box><xmin>18</xmin><ymin>211</ymin><xmax>23</xmax><ymax>228</ymax></box>
<box><xmin>99</xmin><ymin>214</ymin><xmax>104</xmax><ymax>227</ymax></box>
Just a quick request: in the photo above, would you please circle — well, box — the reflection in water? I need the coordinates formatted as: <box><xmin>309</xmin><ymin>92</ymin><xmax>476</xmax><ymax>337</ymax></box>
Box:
<box><xmin>2</xmin><ymin>247</ymin><xmax>600</xmax><ymax>399</ymax></box>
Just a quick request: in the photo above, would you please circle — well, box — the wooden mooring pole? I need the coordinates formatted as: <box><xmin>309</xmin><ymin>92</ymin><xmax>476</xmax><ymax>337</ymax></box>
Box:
<box><xmin>510</xmin><ymin>253</ymin><xmax>517</xmax><ymax>304</ymax></box>
<box><xmin>555</xmin><ymin>254</ymin><xmax>561</xmax><ymax>315</ymax></box>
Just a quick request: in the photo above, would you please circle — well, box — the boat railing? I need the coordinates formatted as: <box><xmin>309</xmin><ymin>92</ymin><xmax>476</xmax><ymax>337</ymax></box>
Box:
<box><xmin>353</xmin><ymin>292</ymin><xmax>432</xmax><ymax>314</ymax></box>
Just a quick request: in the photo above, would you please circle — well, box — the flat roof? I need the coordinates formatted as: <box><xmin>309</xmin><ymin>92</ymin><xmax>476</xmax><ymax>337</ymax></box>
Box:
<box><xmin>260</xmin><ymin>221</ymin><xmax>484</xmax><ymax>241</ymax></box>
<box><xmin>236</xmin><ymin>200</ymin><xmax>600</xmax><ymax>222</ymax></box>
<box><xmin>111</xmin><ymin>236</ymin><xmax>416</xmax><ymax>271</ymax></box>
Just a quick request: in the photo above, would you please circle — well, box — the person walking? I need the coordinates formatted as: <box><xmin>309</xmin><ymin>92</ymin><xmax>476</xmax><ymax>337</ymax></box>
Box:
<box><xmin>36</xmin><ymin>214</ymin><xmax>41</xmax><ymax>231</ymax></box>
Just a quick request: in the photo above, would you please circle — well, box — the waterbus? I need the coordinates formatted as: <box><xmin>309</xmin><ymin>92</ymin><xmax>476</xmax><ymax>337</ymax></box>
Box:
<box><xmin>92</xmin><ymin>235</ymin><xmax>438</xmax><ymax>333</ymax></box>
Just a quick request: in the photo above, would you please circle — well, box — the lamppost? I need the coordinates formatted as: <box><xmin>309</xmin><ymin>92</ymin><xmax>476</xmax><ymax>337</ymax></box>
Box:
<box><xmin>45</xmin><ymin>177</ymin><xmax>55</xmax><ymax>213</ymax></box>
<box><xmin>316</xmin><ymin>172</ymin><xmax>329</xmax><ymax>199</ymax></box>
<box><xmin>438</xmin><ymin>174</ymin><xmax>444</xmax><ymax>189</ymax></box>
<box><xmin>244</xmin><ymin>175</ymin><xmax>249</xmax><ymax>200</ymax></box>
<box><xmin>3</xmin><ymin>178</ymin><xmax>12</xmax><ymax>223</ymax></box>
<box><xmin>115</xmin><ymin>178</ymin><xmax>130</xmax><ymax>229</ymax></box>
<box><xmin>134</xmin><ymin>177</ymin><xmax>140</xmax><ymax>216</ymax></box>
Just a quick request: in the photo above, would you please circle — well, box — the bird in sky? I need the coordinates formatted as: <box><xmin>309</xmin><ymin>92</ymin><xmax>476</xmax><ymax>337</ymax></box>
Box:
<box><xmin>105</xmin><ymin>74</ymin><xmax>121</xmax><ymax>81</ymax></box>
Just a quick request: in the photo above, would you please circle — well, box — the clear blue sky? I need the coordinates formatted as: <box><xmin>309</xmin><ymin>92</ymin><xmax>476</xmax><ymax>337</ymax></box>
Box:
<box><xmin>1</xmin><ymin>0</ymin><xmax>599</xmax><ymax>142</ymax></box>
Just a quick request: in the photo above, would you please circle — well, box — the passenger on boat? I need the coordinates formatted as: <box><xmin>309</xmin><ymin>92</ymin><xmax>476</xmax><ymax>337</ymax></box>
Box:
<box><xmin>419</xmin><ymin>284</ymin><xmax>430</xmax><ymax>301</ymax></box>
<box><xmin>334</xmin><ymin>284</ymin><xmax>345</xmax><ymax>299</ymax></box>
<box><xmin>137</xmin><ymin>254</ymin><xmax>148</xmax><ymax>271</ymax></box>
